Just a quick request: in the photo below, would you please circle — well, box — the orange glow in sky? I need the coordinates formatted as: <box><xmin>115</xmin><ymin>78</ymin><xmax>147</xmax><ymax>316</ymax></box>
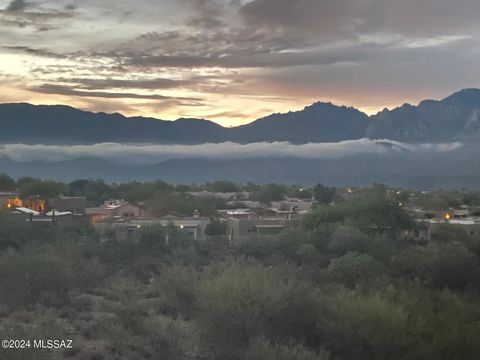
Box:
<box><xmin>1</xmin><ymin>0</ymin><xmax>479</xmax><ymax>126</ymax></box>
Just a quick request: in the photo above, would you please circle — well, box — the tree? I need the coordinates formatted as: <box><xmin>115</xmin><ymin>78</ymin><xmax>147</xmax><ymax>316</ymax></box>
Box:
<box><xmin>147</xmin><ymin>193</ymin><xmax>225</xmax><ymax>217</ymax></box>
<box><xmin>114</xmin><ymin>180</ymin><xmax>173</xmax><ymax>202</ymax></box>
<box><xmin>19</xmin><ymin>179</ymin><xmax>67</xmax><ymax>199</ymax></box>
<box><xmin>251</xmin><ymin>184</ymin><xmax>286</xmax><ymax>204</ymax></box>
<box><xmin>328</xmin><ymin>225</ymin><xmax>369</xmax><ymax>255</ymax></box>
<box><xmin>390</xmin><ymin>241</ymin><xmax>479</xmax><ymax>290</ymax></box>
<box><xmin>0</xmin><ymin>173</ymin><xmax>15</xmax><ymax>191</ymax></box>
<box><xmin>305</xmin><ymin>192</ymin><xmax>414</xmax><ymax>235</ymax></box>
<box><xmin>287</xmin><ymin>186</ymin><xmax>313</xmax><ymax>199</ymax></box>
<box><xmin>68</xmin><ymin>179</ymin><xmax>91</xmax><ymax>196</ymax></box>
<box><xmin>328</xmin><ymin>252</ymin><xmax>387</xmax><ymax>287</ymax></box>
<box><xmin>427</xmin><ymin>241</ymin><xmax>479</xmax><ymax>290</ymax></box>
<box><xmin>207</xmin><ymin>181</ymin><xmax>239</xmax><ymax>193</ymax></box>
<box><xmin>205</xmin><ymin>218</ymin><xmax>228</xmax><ymax>236</ymax></box>
<box><xmin>313</xmin><ymin>183</ymin><xmax>336</xmax><ymax>204</ymax></box>
<box><xmin>198</xmin><ymin>262</ymin><xmax>320</xmax><ymax>358</ymax></box>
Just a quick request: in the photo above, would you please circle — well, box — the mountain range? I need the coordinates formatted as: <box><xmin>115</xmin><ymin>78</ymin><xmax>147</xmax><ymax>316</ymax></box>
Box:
<box><xmin>1</xmin><ymin>88</ymin><xmax>480</xmax><ymax>145</ymax></box>
<box><xmin>1</xmin><ymin>89</ymin><xmax>480</xmax><ymax>188</ymax></box>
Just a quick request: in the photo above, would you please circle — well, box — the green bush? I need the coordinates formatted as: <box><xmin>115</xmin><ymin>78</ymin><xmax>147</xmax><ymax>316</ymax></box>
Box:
<box><xmin>0</xmin><ymin>244</ymin><xmax>103</xmax><ymax>310</ymax></box>
<box><xmin>390</xmin><ymin>242</ymin><xmax>479</xmax><ymax>289</ymax></box>
<box><xmin>149</xmin><ymin>265</ymin><xmax>200</xmax><ymax>318</ymax></box>
<box><xmin>198</xmin><ymin>261</ymin><xmax>320</xmax><ymax>358</ymax></box>
<box><xmin>328</xmin><ymin>252</ymin><xmax>388</xmax><ymax>287</ymax></box>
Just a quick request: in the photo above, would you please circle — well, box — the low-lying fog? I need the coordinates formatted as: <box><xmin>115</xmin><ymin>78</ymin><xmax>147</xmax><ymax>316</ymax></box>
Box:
<box><xmin>0</xmin><ymin>139</ymin><xmax>462</xmax><ymax>165</ymax></box>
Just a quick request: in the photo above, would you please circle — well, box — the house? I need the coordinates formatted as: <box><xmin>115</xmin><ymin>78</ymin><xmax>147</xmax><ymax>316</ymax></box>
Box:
<box><xmin>86</xmin><ymin>200</ymin><xmax>145</xmax><ymax>223</ymax></box>
<box><xmin>49</xmin><ymin>196</ymin><xmax>87</xmax><ymax>214</ymax></box>
<box><xmin>220</xmin><ymin>208</ymin><xmax>302</xmax><ymax>238</ymax></box>
<box><xmin>189</xmin><ymin>191</ymin><xmax>250</xmax><ymax>201</ymax></box>
<box><xmin>0</xmin><ymin>191</ymin><xmax>21</xmax><ymax>209</ymax></box>
<box><xmin>135</xmin><ymin>216</ymin><xmax>209</xmax><ymax>241</ymax></box>
<box><xmin>223</xmin><ymin>217</ymin><xmax>290</xmax><ymax>238</ymax></box>
<box><xmin>217</xmin><ymin>209</ymin><xmax>256</xmax><ymax>219</ymax></box>
<box><xmin>271</xmin><ymin>198</ymin><xmax>314</xmax><ymax>212</ymax></box>
<box><xmin>0</xmin><ymin>191</ymin><xmax>23</xmax><ymax>209</ymax></box>
<box><xmin>226</xmin><ymin>200</ymin><xmax>263</xmax><ymax>209</ymax></box>
<box><xmin>1</xmin><ymin>191</ymin><xmax>47</xmax><ymax>212</ymax></box>
<box><xmin>410</xmin><ymin>216</ymin><xmax>480</xmax><ymax>241</ymax></box>
<box><xmin>94</xmin><ymin>211</ymin><xmax>209</xmax><ymax>241</ymax></box>
<box><xmin>430</xmin><ymin>217</ymin><xmax>480</xmax><ymax>238</ymax></box>
<box><xmin>22</xmin><ymin>196</ymin><xmax>45</xmax><ymax>212</ymax></box>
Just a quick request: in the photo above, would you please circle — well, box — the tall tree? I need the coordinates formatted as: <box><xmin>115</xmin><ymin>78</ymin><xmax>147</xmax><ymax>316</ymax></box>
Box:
<box><xmin>313</xmin><ymin>183</ymin><xmax>336</xmax><ymax>204</ymax></box>
<box><xmin>0</xmin><ymin>174</ymin><xmax>15</xmax><ymax>191</ymax></box>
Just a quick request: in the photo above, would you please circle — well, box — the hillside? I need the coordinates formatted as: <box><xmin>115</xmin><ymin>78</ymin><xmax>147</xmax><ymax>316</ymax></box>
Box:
<box><xmin>367</xmin><ymin>89</ymin><xmax>480</xmax><ymax>142</ymax></box>
<box><xmin>229</xmin><ymin>102</ymin><xmax>369</xmax><ymax>143</ymax></box>
<box><xmin>1</xmin><ymin>89</ymin><xmax>480</xmax><ymax>145</ymax></box>
<box><xmin>0</xmin><ymin>103</ymin><xmax>226</xmax><ymax>144</ymax></box>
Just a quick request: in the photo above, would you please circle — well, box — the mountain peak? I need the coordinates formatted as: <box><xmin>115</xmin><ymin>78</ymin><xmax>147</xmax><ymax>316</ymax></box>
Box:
<box><xmin>303</xmin><ymin>101</ymin><xmax>359</xmax><ymax>113</ymax></box>
<box><xmin>367</xmin><ymin>88</ymin><xmax>480</xmax><ymax>142</ymax></box>
<box><xmin>304</xmin><ymin>101</ymin><xmax>335</xmax><ymax>110</ymax></box>
<box><xmin>442</xmin><ymin>88</ymin><xmax>480</xmax><ymax>108</ymax></box>
<box><xmin>1</xmin><ymin>88</ymin><xmax>480</xmax><ymax>145</ymax></box>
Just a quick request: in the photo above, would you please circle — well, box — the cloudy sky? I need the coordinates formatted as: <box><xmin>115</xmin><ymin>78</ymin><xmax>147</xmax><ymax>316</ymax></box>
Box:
<box><xmin>1</xmin><ymin>0</ymin><xmax>480</xmax><ymax>126</ymax></box>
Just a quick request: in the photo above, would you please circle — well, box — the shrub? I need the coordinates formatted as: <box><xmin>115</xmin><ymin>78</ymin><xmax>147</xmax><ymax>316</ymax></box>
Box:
<box><xmin>328</xmin><ymin>252</ymin><xmax>388</xmax><ymax>287</ymax></box>
<box><xmin>198</xmin><ymin>261</ymin><xmax>320</xmax><ymax>358</ymax></box>
<box><xmin>149</xmin><ymin>265</ymin><xmax>200</xmax><ymax>318</ymax></box>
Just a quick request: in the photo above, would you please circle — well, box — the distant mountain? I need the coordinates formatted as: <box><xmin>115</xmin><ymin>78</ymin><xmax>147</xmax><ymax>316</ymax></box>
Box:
<box><xmin>1</xmin><ymin>89</ymin><xmax>480</xmax><ymax>144</ymax></box>
<box><xmin>0</xmin><ymin>103</ymin><xmax>226</xmax><ymax>144</ymax></box>
<box><xmin>229</xmin><ymin>102</ymin><xmax>369</xmax><ymax>143</ymax></box>
<box><xmin>0</xmin><ymin>103</ymin><xmax>368</xmax><ymax>144</ymax></box>
<box><xmin>367</xmin><ymin>89</ymin><xmax>480</xmax><ymax>142</ymax></box>
<box><xmin>0</xmin><ymin>102</ymin><xmax>369</xmax><ymax>144</ymax></box>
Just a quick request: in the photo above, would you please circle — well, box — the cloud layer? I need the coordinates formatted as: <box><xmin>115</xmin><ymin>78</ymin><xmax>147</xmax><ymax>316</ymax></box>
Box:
<box><xmin>0</xmin><ymin>140</ymin><xmax>462</xmax><ymax>165</ymax></box>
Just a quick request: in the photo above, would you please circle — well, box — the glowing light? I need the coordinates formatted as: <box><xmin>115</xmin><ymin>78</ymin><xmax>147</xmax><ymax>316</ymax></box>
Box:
<box><xmin>444</xmin><ymin>212</ymin><xmax>452</xmax><ymax>221</ymax></box>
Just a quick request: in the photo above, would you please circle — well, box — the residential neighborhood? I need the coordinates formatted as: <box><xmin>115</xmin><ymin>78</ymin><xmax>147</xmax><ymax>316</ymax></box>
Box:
<box><xmin>2</xmin><ymin>179</ymin><xmax>480</xmax><ymax>245</ymax></box>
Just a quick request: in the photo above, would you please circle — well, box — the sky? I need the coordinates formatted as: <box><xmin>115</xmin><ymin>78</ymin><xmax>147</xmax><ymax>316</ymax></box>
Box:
<box><xmin>1</xmin><ymin>0</ymin><xmax>480</xmax><ymax>126</ymax></box>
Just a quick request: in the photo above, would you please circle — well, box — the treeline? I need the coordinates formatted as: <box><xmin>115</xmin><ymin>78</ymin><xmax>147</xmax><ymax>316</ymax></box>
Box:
<box><xmin>3</xmin><ymin>173</ymin><xmax>480</xmax><ymax>209</ymax></box>
<box><xmin>1</xmin><ymin>184</ymin><xmax>480</xmax><ymax>359</ymax></box>
<box><xmin>0</xmin><ymin>174</ymin><xmax>317</xmax><ymax>216</ymax></box>
<box><xmin>1</xmin><ymin>173</ymin><xmax>310</xmax><ymax>197</ymax></box>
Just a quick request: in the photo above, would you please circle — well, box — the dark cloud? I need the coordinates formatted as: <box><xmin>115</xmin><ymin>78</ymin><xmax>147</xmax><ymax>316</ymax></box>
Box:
<box><xmin>119</xmin><ymin>33</ymin><xmax>472</xmax><ymax>70</ymax></box>
<box><xmin>2</xmin><ymin>0</ymin><xmax>480</xmax><ymax>122</ymax></box>
<box><xmin>202</xmin><ymin>110</ymin><xmax>252</xmax><ymax>120</ymax></box>
<box><xmin>2</xmin><ymin>45</ymin><xmax>65</xmax><ymax>58</ymax></box>
<box><xmin>115</xmin><ymin>28</ymin><xmax>314</xmax><ymax>69</ymax></box>
<box><xmin>57</xmin><ymin>77</ymin><xmax>195</xmax><ymax>90</ymax></box>
<box><xmin>30</xmin><ymin>84</ymin><xmax>203</xmax><ymax>102</ymax></box>
<box><xmin>181</xmin><ymin>0</ymin><xmax>233</xmax><ymax>28</ymax></box>
<box><xmin>5</xmin><ymin>0</ymin><xmax>28</xmax><ymax>12</ymax></box>
<box><xmin>0</xmin><ymin>0</ymin><xmax>75</xmax><ymax>31</ymax></box>
<box><xmin>240</xmin><ymin>0</ymin><xmax>480</xmax><ymax>39</ymax></box>
<box><xmin>240</xmin><ymin>0</ymin><xmax>357</xmax><ymax>40</ymax></box>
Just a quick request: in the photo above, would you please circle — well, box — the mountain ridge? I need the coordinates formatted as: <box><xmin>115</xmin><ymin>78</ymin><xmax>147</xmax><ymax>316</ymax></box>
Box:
<box><xmin>1</xmin><ymin>88</ymin><xmax>480</xmax><ymax>144</ymax></box>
